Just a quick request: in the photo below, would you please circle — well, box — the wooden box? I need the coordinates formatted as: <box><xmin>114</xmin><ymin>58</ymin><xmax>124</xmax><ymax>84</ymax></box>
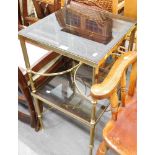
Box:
<box><xmin>56</xmin><ymin>4</ymin><xmax>113</xmax><ymax>44</ymax></box>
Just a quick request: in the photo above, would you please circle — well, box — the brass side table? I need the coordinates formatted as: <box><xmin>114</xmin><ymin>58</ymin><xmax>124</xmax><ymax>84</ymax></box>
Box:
<box><xmin>18</xmin><ymin>4</ymin><xmax>136</xmax><ymax>155</ymax></box>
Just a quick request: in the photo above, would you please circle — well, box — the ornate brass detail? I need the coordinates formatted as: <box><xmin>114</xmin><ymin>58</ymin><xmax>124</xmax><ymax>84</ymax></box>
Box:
<box><xmin>73</xmin><ymin>62</ymin><xmax>91</xmax><ymax>101</ymax></box>
<box><xmin>30</xmin><ymin>62</ymin><xmax>81</xmax><ymax>76</ymax></box>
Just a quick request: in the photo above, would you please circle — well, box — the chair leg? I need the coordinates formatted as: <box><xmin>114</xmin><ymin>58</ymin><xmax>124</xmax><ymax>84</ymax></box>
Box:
<box><xmin>96</xmin><ymin>140</ymin><xmax>108</xmax><ymax>155</ymax></box>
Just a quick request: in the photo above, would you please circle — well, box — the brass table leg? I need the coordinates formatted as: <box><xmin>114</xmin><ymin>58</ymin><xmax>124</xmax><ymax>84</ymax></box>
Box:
<box><xmin>71</xmin><ymin>61</ymin><xmax>76</xmax><ymax>92</ymax></box>
<box><xmin>89</xmin><ymin>67</ymin><xmax>99</xmax><ymax>155</ymax></box>
<box><xmin>92</xmin><ymin>67</ymin><xmax>99</xmax><ymax>84</ymax></box>
<box><xmin>34</xmin><ymin>97</ymin><xmax>44</xmax><ymax>129</ymax></box>
<box><xmin>89</xmin><ymin>99</ymin><xmax>97</xmax><ymax>155</ymax></box>
<box><xmin>19</xmin><ymin>37</ymin><xmax>43</xmax><ymax>129</ymax></box>
<box><xmin>19</xmin><ymin>38</ymin><xmax>36</xmax><ymax>93</ymax></box>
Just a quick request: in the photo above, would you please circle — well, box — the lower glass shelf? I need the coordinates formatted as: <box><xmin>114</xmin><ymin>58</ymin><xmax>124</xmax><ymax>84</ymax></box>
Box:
<box><xmin>33</xmin><ymin>64</ymin><xmax>109</xmax><ymax>126</ymax></box>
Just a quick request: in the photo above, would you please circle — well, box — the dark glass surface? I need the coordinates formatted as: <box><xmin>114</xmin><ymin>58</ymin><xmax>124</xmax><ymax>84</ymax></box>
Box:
<box><xmin>36</xmin><ymin>65</ymin><xmax>108</xmax><ymax>122</ymax></box>
<box><xmin>19</xmin><ymin>4</ymin><xmax>135</xmax><ymax>66</ymax></box>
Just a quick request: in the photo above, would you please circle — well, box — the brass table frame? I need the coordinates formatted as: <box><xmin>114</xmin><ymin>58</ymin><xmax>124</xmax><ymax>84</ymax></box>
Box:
<box><xmin>19</xmin><ymin>23</ymin><xmax>136</xmax><ymax>155</ymax></box>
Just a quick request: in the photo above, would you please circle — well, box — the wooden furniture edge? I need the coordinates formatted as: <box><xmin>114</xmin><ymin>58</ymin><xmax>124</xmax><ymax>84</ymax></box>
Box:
<box><xmin>91</xmin><ymin>51</ymin><xmax>137</xmax><ymax>99</ymax></box>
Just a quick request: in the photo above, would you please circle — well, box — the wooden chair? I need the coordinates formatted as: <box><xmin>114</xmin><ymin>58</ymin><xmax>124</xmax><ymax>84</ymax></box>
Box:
<box><xmin>19</xmin><ymin>0</ymin><xmax>61</xmax><ymax>26</ymax></box>
<box><xmin>124</xmin><ymin>0</ymin><xmax>137</xmax><ymax>51</ymax></box>
<box><xmin>68</xmin><ymin>0</ymin><xmax>125</xmax><ymax>14</ymax></box>
<box><xmin>18</xmin><ymin>0</ymin><xmax>38</xmax><ymax>130</ymax></box>
<box><xmin>124</xmin><ymin>0</ymin><xmax>137</xmax><ymax>19</ymax></box>
<box><xmin>32</xmin><ymin>0</ymin><xmax>61</xmax><ymax>19</ymax></box>
<box><xmin>112</xmin><ymin>0</ymin><xmax>125</xmax><ymax>14</ymax></box>
<box><xmin>18</xmin><ymin>67</ymin><xmax>38</xmax><ymax>129</ymax></box>
<box><xmin>90</xmin><ymin>51</ymin><xmax>137</xmax><ymax>155</ymax></box>
<box><xmin>18</xmin><ymin>0</ymin><xmax>39</xmax><ymax>29</ymax></box>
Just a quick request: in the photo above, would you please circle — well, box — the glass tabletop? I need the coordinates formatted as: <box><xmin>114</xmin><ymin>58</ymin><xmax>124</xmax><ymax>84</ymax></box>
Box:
<box><xmin>19</xmin><ymin>4</ymin><xmax>135</xmax><ymax>67</ymax></box>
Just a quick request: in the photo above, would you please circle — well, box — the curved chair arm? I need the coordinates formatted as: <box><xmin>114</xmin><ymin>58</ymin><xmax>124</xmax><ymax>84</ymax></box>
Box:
<box><xmin>91</xmin><ymin>51</ymin><xmax>137</xmax><ymax>100</ymax></box>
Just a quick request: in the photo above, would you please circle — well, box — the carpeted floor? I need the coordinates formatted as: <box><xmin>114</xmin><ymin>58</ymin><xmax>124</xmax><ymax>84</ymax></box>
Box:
<box><xmin>18</xmin><ymin>105</ymin><xmax>117</xmax><ymax>155</ymax></box>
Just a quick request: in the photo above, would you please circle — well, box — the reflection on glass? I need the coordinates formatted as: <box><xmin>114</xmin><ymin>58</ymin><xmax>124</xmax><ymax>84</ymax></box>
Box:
<box><xmin>55</xmin><ymin>5</ymin><xmax>113</xmax><ymax>44</ymax></box>
<box><xmin>36</xmin><ymin>65</ymin><xmax>106</xmax><ymax>122</ymax></box>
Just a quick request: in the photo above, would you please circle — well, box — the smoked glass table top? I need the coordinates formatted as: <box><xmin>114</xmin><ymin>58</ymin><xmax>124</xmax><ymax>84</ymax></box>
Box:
<box><xmin>18</xmin><ymin>4</ymin><xmax>135</xmax><ymax>67</ymax></box>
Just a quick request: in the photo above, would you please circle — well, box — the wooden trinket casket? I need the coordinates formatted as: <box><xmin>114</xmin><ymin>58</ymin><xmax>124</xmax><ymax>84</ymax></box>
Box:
<box><xmin>55</xmin><ymin>4</ymin><xmax>113</xmax><ymax>44</ymax></box>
